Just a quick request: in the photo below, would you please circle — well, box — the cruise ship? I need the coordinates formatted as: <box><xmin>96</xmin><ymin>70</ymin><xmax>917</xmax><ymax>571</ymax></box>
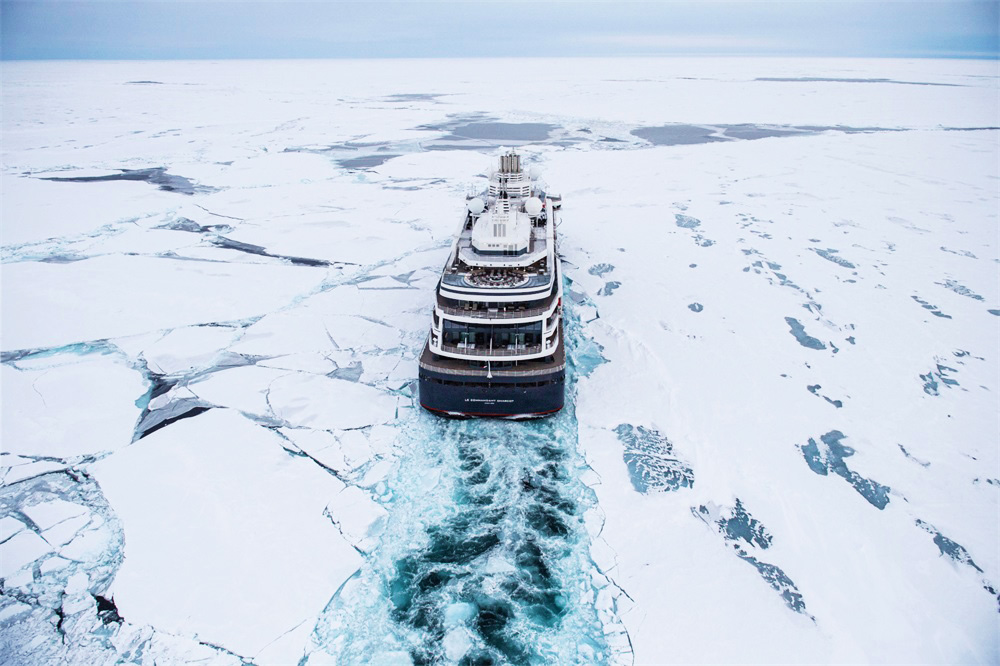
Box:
<box><xmin>418</xmin><ymin>150</ymin><xmax>565</xmax><ymax>417</ymax></box>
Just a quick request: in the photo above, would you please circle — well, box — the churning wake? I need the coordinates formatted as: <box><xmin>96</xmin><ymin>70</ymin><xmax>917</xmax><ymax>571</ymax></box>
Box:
<box><xmin>309</xmin><ymin>310</ymin><xmax>628</xmax><ymax>665</ymax></box>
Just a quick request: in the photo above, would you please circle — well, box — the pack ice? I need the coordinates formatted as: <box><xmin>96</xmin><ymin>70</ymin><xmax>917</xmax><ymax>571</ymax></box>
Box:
<box><xmin>1</xmin><ymin>57</ymin><xmax>997</xmax><ymax>664</ymax></box>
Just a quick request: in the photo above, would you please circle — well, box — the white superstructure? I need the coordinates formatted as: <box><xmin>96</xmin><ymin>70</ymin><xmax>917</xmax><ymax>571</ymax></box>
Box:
<box><xmin>426</xmin><ymin>149</ymin><xmax>563</xmax><ymax>365</ymax></box>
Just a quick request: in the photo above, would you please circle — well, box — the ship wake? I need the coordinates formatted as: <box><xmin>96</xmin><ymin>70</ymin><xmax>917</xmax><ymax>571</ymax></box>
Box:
<box><xmin>309</xmin><ymin>313</ymin><xmax>630</xmax><ymax>665</ymax></box>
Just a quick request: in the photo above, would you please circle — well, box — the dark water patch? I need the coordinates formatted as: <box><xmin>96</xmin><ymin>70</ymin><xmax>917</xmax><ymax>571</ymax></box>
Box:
<box><xmin>784</xmin><ymin>317</ymin><xmax>826</xmax><ymax>350</ymax></box>
<box><xmin>614</xmin><ymin>424</ymin><xmax>694</xmax><ymax>494</ymax></box>
<box><xmin>811</xmin><ymin>248</ymin><xmax>856</xmax><ymax>269</ymax></box>
<box><xmin>688</xmin><ymin>303</ymin><xmax>703</xmax><ymax>313</ymax></box>
<box><xmin>631</xmin><ymin>125</ymin><xmax>728</xmax><ymax>146</ymax></box>
<box><xmin>284</xmin><ymin>141</ymin><xmax>393</xmax><ymax>155</ymax></box>
<box><xmin>806</xmin><ymin>384</ymin><xmax>843</xmax><ymax>408</ymax></box>
<box><xmin>912</xmin><ymin>295</ymin><xmax>952</xmax><ymax>319</ymax></box>
<box><xmin>421</xmin><ymin>120</ymin><xmax>557</xmax><ymax>144</ymax></box>
<box><xmin>989</xmin><ymin>309</ymin><xmax>1000</xmax><ymax>316</ymax></box>
<box><xmin>774</xmin><ymin>273</ymin><xmax>800</xmax><ymax>288</ymax></box>
<box><xmin>675</xmin><ymin>214</ymin><xmax>701</xmax><ymax>229</ymax></box>
<box><xmin>693</xmin><ymin>500</ymin><xmax>811</xmax><ymax>617</ymax></box>
<box><xmin>384</xmin><ymin>93</ymin><xmax>446</xmax><ymax>102</ymax></box>
<box><xmin>330</xmin><ymin>361</ymin><xmax>364</xmax><ymax>382</ymax></box>
<box><xmin>799</xmin><ymin>430</ymin><xmax>891</xmax><ymax>509</ymax></box>
<box><xmin>898</xmin><ymin>444</ymin><xmax>930</xmax><ymax>468</ymax></box>
<box><xmin>212</xmin><ymin>237</ymin><xmax>335</xmax><ymax>267</ymax></box>
<box><xmin>940</xmin><ymin>246</ymin><xmax>977</xmax><ymax>259</ymax></box>
<box><xmin>915</xmin><ymin>520</ymin><xmax>983</xmax><ymax>572</ymax></box>
<box><xmin>134</xmin><ymin>401</ymin><xmax>213</xmax><ymax>440</ymax></box>
<box><xmin>755</xmin><ymin>77</ymin><xmax>961</xmax><ymax>87</ymax></box>
<box><xmin>35</xmin><ymin>254</ymin><xmax>87</xmax><ymax>264</ymax></box>
<box><xmin>451</xmin><ymin>122</ymin><xmax>555</xmax><ymax>141</ymax></box>
<box><xmin>937</xmin><ymin>279</ymin><xmax>984</xmax><ymax>301</ymax></box>
<box><xmin>125</xmin><ymin>80</ymin><xmax>165</xmax><ymax>85</ymax></box>
<box><xmin>715</xmin><ymin>499</ymin><xmax>772</xmax><ymax>549</ymax></box>
<box><xmin>39</xmin><ymin>168</ymin><xmax>213</xmax><ymax>195</ymax></box>
<box><xmin>338</xmin><ymin>154</ymin><xmax>400</xmax><ymax>169</ymax></box>
<box><xmin>94</xmin><ymin>594</ymin><xmax>123</xmax><ymax>625</ymax></box>
<box><xmin>598</xmin><ymin>281</ymin><xmax>620</xmax><ymax>296</ymax></box>
<box><xmin>635</xmin><ymin>123</ymin><xmax>907</xmax><ymax>147</ymax></box>
<box><xmin>723</xmin><ymin>125</ymin><xmax>808</xmax><ymax>140</ymax></box>
<box><xmin>920</xmin><ymin>362</ymin><xmax>959</xmax><ymax>396</ymax></box>
<box><xmin>796</xmin><ymin>125</ymin><xmax>907</xmax><ymax>135</ymax></box>
<box><xmin>423</xmin><ymin>143</ymin><xmax>502</xmax><ymax>152</ymax></box>
<box><xmin>213</xmin><ymin>237</ymin><xmax>273</xmax><ymax>257</ymax></box>
<box><xmin>587</xmin><ymin>263</ymin><xmax>615</xmax><ymax>277</ymax></box>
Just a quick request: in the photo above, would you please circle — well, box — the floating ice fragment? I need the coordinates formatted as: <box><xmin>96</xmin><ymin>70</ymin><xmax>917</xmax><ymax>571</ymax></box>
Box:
<box><xmin>22</xmin><ymin>498</ymin><xmax>88</xmax><ymax>530</ymax></box>
<box><xmin>443</xmin><ymin>627</ymin><xmax>473</xmax><ymax>660</ymax></box>
<box><xmin>0</xmin><ymin>530</ymin><xmax>53</xmax><ymax>576</ymax></box>
<box><xmin>444</xmin><ymin>602</ymin><xmax>477</xmax><ymax>626</ymax></box>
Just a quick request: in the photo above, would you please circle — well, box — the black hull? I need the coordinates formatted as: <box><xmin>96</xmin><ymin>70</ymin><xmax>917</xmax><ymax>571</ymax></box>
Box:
<box><xmin>419</xmin><ymin>366</ymin><xmax>565</xmax><ymax>418</ymax></box>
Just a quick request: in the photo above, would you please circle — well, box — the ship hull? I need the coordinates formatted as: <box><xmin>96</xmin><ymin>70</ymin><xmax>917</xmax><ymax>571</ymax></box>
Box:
<box><xmin>418</xmin><ymin>365</ymin><xmax>565</xmax><ymax>418</ymax></box>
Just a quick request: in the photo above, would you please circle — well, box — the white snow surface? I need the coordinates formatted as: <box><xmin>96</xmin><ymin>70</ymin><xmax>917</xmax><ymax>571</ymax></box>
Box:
<box><xmin>89</xmin><ymin>408</ymin><xmax>361</xmax><ymax>663</ymax></box>
<box><xmin>1</xmin><ymin>57</ymin><xmax>997</xmax><ymax>664</ymax></box>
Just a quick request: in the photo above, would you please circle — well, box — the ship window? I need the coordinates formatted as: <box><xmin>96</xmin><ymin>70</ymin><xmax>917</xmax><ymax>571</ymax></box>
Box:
<box><xmin>441</xmin><ymin>321</ymin><xmax>543</xmax><ymax>349</ymax></box>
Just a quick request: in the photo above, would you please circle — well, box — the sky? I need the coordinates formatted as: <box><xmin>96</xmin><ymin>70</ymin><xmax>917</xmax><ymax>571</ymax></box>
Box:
<box><xmin>1</xmin><ymin>1</ymin><xmax>997</xmax><ymax>60</ymax></box>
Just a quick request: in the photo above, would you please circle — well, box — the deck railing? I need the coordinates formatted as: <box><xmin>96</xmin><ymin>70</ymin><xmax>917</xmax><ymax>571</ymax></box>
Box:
<box><xmin>437</xmin><ymin>303</ymin><xmax>555</xmax><ymax>319</ymax></box>
<box><xmin>439</xmin><ymin>343</ymin><xmax>544</xmax><ymax>357</ymax></box>
<box><xmin>419</xmin><ymin>360</ymin><xmax>565</xmax><ymax>377</ymax></box>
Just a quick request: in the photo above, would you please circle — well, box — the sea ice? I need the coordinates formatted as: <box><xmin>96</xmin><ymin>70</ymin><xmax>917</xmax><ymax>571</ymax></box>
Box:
<box><xmin>1</xmin><ymin>56</ymin><xmax>997</xmax><ymax>666</ymax></box>
<box><xmin>88</xmin><ymin>409</ymin><xmax>362</xmax><ymax>661</ymax></box>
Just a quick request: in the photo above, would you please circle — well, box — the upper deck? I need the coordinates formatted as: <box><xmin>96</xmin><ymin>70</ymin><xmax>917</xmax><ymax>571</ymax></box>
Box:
<box><xmin>425</xmin><ymin>149</ymin><xmax>564</xmax><ymax>364</ymax></box>
<box><xmin>437</xmin><ymin>160</ymin><xmax>558</xmax><ymax>304</ymax></box>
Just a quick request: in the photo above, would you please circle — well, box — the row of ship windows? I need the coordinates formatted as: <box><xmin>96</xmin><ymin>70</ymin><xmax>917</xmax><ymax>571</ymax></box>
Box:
<box><xmin>425</xmin><ymin>377</ymin><xmax>565</xmax><ymax>388</ymax></box>
<box><xmin>442</xmin><ymin>321</ymin><xmax>544</xmax><ymax>347</ymax></box>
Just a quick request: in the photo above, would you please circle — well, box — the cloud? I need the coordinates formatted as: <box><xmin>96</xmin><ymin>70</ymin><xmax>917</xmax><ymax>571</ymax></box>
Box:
<box><xmin>577</xmin><ymin>33</ymin><xmax>787</xmax><ymax>53</ymax></box>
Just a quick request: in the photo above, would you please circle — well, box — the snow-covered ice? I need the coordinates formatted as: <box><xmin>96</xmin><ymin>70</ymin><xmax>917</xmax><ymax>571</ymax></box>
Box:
<box><xmin>2</xmin><ymin>57</ymin><xmax>997</xmax><ymax>664</ymax></box>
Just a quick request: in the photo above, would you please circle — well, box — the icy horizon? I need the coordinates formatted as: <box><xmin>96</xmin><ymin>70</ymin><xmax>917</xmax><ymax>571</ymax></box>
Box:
<box><xmin>2</xmin><ymin>1</ymin><xmax>997</xmax><ymax>61</ymax></box>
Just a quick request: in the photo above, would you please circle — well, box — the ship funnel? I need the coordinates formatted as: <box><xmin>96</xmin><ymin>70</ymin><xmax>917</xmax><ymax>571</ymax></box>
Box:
<box><xmin>499</xmin><ymin>152</ymin><xmax>522</xmax><ymax>174</ymax></box>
